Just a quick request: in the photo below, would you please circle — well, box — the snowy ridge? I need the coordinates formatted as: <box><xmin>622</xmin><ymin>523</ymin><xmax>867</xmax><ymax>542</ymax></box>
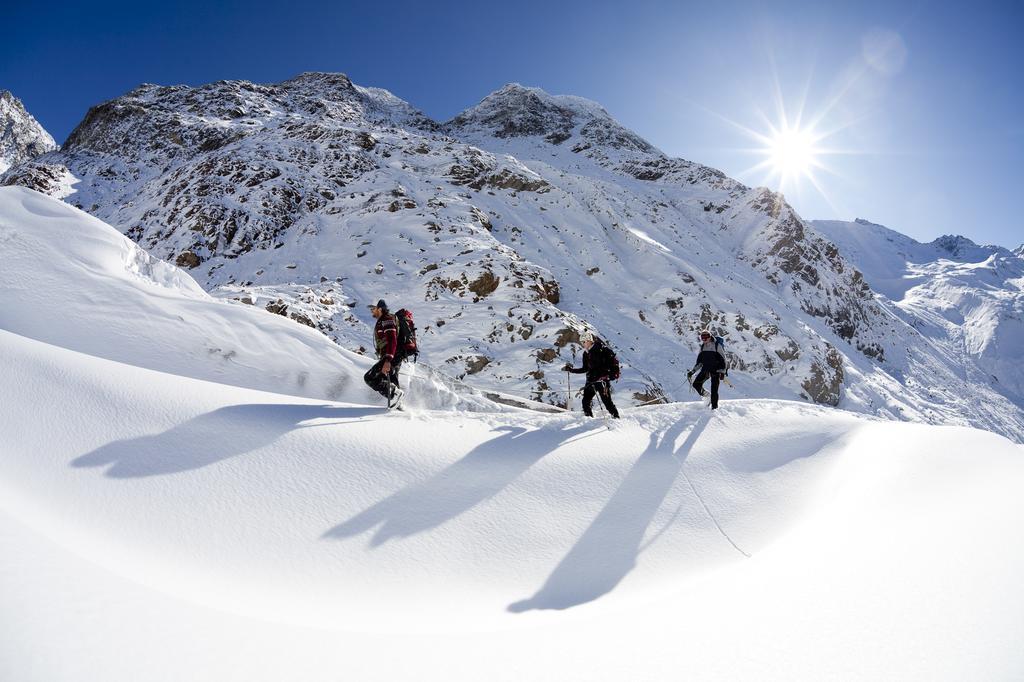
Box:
<box><xmin>0</xmin><ymin>90</ymin><xmax>56</xmax><ymax>174</ymax></box>
<box><xmin>3</xmin><ymin>73</ymin><xmax>1023</xmax><ymax>440</ymax></box>
<box><xmin>813</xmin><ymin>218</ymin><xmax>1024</xmax><ymax>408</ymax></box>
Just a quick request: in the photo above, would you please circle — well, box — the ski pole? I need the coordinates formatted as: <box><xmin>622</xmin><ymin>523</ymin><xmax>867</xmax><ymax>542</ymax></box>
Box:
<box><xmin>686</xmin><ymin>364</ymin><xmax>702</xmax><ymax>395</ymax></box>
<box><xmin>566</xmin><ymin>369</ymin><xmax>572</xmax><ymax>412</ymax></box>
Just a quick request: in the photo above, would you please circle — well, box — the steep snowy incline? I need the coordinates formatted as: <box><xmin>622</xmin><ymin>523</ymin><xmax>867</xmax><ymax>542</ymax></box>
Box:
<box><xmin>3</xmin><ymin>326</ymin><xmax>1024</xmax><ymax>681</ymax></box>
<box><xmin>0</xmin><ymin>186</ymin><xmax>499</xmax><ymax>410</ymax></box>
<box><xmin>814</xmin><ymin>218</ymin><xmax>1024</xmax><ymax>407</ymax></box>
<box><xmin>0</xmin><ymin>91</ymin><xmax>56</xmax><ymax>174</ymax></box>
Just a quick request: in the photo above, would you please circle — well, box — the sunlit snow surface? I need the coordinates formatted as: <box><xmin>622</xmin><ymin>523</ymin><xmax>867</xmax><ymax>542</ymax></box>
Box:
<box><xmin>2</xmin><ymin>188</ymin><xmax>1024</xmax><ymax>681</ymax></box>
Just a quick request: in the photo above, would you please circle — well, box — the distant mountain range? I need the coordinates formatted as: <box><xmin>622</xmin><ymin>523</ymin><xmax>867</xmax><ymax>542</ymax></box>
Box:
<box><xmin>3</xmin><ymin>73</ymin><xmax>1022</xmax><ymax>440</ymax></box>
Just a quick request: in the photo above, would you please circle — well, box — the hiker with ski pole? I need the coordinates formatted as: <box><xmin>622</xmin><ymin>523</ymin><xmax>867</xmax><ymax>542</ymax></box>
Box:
<box><xmin>563</xmin><ymin>332</ymin><xmax>621</xmax><ymax>419</ymax></box>
<box><xmin>687</xmin><ymin>329</ymin><xmax>728</xmax><ymax>410</ymax></box>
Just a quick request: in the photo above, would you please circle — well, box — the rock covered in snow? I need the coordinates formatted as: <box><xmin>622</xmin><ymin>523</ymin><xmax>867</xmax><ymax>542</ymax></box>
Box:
<box><xmin>0</xmin><ymin>90</ymin><xmax>57</xmax><ymax>174</ymax></box>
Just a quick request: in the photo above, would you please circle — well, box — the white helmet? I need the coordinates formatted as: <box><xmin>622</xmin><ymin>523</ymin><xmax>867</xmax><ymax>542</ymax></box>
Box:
<box><xmin>580</xmin><ymin>331</ymin><xmax>594</xmax><ymax>344</ymax></box>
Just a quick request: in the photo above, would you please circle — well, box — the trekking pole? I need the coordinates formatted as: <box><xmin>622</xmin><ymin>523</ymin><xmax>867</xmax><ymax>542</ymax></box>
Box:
<box><xmin>566</xmin><ymin>369</ymin><xmax>572</xmax><ymax>412</ymax></box>
<box><xmin>595</xmin><ymin>381</ymin><xmax>608</xmax><ymax>417</ymax></box>
<box><xmin>567</xmin><ymin>346</ymin><xmax>578</xmax><ymax>412</ymax></box>
<box><xmin>686</xmin><ymin>364</ymin><xmax>702</xmax><ymax>396</ymax></box>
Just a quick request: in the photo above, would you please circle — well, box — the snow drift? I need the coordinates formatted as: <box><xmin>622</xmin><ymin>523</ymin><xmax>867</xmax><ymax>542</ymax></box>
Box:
<box><xmin>3</xmin><ymin>326</ymin><xmax>1024</xmax><ymax>681</ymax></box>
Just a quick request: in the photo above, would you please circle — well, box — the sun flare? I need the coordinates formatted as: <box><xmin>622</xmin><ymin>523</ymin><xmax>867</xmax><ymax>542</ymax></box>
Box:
<box><xmin>709</xmin><ymin>75</ymin><xmax>861</xmax><ymax>210</ymax></box>
<box><xmin>767</xmin><ymin>127</ymin><xmax>819</xmax><ymax>178</ymax></box>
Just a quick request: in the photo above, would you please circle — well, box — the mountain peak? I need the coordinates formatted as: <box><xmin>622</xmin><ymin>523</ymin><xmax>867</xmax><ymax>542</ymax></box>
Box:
<box><xmin>448</xmin><ymin>83</ymin><xmax>593</xmax><ymax>141</ymax></box>
<box><xmin>931</xmin><ymin>234</ymin><xmax>978</xmax><ymax>251</ymax></box>
<box><xmin>281</xmin><ymin>71</ymin><xmax>357</xmax><ymax>93</ymax></box>
<box><xmin>447</xmin><ymin>83</ymin><xmax>657</xmax><ymax>154</ymax></box>
<box><xmin>487</xmin><ymin>83</ymin><xmax>612</xmax><ymax>120</ymax></box>
<box><xmin>853</xmin><ymin>217</ymin><xmax>884</xmax><ymax>228</ymax></box>
<box><xmin>58</xmin><ymin>71</ymin><xmax>437</xmax><ymax>156</ymax></box>
<box><xmin>0</xmin><ymin>90</ymin><xmax>57</xmax><ymax>174</ymax></box>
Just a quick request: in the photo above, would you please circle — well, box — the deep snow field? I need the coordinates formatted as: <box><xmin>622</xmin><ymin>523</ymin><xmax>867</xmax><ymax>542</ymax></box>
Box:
<box><xmin>3</xmin><ymin>186</ymin><xmax>1024</xmax><ymax>681</ymax></box>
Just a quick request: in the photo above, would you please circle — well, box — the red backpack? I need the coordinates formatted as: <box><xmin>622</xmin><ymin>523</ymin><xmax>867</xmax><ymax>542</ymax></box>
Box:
<box><xmin>394</xmin><ymin>308</ymin><xmax>418</xmax><ymax>361</ymax></box>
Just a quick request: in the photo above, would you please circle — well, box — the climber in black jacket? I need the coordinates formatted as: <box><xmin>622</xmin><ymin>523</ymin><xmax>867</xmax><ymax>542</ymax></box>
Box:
<box><xmin>687</xmin><ymin>329</ymin><xmax>728</xmax><ymax>410</ymax></box>
<box><xmin>564</xmin><ymin>332</ymin><xmax>620</xmax><ymax>418</ymax></box>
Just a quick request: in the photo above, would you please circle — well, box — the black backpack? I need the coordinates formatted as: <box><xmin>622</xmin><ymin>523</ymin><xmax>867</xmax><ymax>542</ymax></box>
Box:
<box><xmin>394</xmin><ymin>308</ymin><xmax>418</xmax><ymax>361</ymax></box>
<box><xmin>598</xmin><ymin>344</ymin><xmax>621</xmax><ymax>381</ymax></box>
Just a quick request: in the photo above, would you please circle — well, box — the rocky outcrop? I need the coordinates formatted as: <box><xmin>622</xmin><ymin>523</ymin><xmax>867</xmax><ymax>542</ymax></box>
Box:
<box><xmin>0</xmin><ymin>91</ymin><xmax>57</xmax><ymax>174</ymax></box>
<box><xmin>801</xmin><ymin>344</ymin><xmax>844</xmax><ymax>406</ymax></box>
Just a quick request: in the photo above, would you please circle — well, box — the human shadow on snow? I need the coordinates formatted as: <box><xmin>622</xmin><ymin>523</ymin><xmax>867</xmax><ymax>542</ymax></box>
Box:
<box><xmin>323</xmin><ymin>421</ymin><xmax>604</xmax><ymax>545</ymax></box>
<box><xmin>71</xmin><ymin>404</ymin><xmax>374</xmax><ymax>478</ymax></box>
<box><xmin>508</xmin><ymin>414</ymin><xmax>710</xmax><ymax>612</ymax></box>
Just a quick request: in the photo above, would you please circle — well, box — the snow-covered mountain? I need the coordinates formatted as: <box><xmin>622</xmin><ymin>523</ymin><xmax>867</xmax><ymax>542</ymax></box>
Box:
<box><xmin>3</xmin><ymin>73</ymin><xmax>1022</xmax><ymax>440</ymax></box>
<box><xmin>813</xmin><ymin>218</ymin><xmax>1024</xmax><ymax>409</ymax></box>
<box><xmin>0</xmin><ymin>90</ymin><xmax>56</xmax><ymax>174</ymax></box>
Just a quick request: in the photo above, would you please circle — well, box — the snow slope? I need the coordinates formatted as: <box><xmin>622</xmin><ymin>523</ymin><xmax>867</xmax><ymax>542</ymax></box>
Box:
<box><xmin>3</xmin><ymin>189</ymin><xmax>1024</xmax><ymax>679</ymax></box>
<box><xmin>3</xmin><ymin>324</ymin><xmax>1024</xmax><ymax>681</ymax></box>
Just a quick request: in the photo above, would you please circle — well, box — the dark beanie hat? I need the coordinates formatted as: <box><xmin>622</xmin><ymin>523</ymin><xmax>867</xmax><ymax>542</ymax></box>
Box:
<box><xmin>375</xmin><ymin>299</ymin><xmax>388</xmax><ymax>311</ymax></box>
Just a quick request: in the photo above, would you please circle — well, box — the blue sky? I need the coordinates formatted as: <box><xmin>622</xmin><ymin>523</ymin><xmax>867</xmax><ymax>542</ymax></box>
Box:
<box><xmin>3</xmin><ymin>0</ymin><xmax>1021</xmax><ymax>247</ymax></box>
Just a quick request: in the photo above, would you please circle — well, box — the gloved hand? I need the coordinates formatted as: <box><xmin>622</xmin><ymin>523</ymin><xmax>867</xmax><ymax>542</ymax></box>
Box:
<box><xmin>563</xmin><ymin>363</ymin><xmax>574</xmax><ymax>372</ymax></box>
<box><xmin>686</xmin><ymin>368</ymin><xmax>696</xmax><ymax>380</ymax></box>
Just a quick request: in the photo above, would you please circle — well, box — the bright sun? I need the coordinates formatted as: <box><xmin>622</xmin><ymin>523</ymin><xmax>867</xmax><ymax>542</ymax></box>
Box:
<box><xmin>714</xmin><ymin>94</ymin><xmax>846</xmax><ymax>203</ymax></box>
<box><xmin>768</xmin><ymin>128</ymin><xmax>819</xmax><ymax>178</ymax></box>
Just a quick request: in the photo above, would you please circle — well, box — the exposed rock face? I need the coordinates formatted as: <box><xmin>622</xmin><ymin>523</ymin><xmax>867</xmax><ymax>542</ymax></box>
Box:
<box><xmin>4</xmin><ymin>73</ymin><xmax>1021</xmax><ymax>439</ymax></box>
<box><xmin>1</xmin><ymin>161</ymin><xmax>72</xmax><ymax>196</ymax></box>
<box><xmin>801</xmin><ymin>344</ymin><xmax>844</xmax><ymax>406</ymax></box>
<box><xmin>0</xmin><ymin>91</ymin><xmax>57</xmax><ymax>174</ymax></box>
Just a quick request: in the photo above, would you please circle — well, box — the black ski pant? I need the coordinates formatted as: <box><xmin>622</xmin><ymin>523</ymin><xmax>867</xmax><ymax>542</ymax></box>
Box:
<box><xmin>583</xmin><ymin>380</ymin><xmax>619</xmax><ymax>418</ymax></box>
<box><xmin>692</xmin><ymin>370</ymin><xmax>720</xmax><ymax>409</ymax></box>
<box><xmin>364</xmin><ymin>358</ymin><xmax>403</xmax><ymax>398</ymax></box>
